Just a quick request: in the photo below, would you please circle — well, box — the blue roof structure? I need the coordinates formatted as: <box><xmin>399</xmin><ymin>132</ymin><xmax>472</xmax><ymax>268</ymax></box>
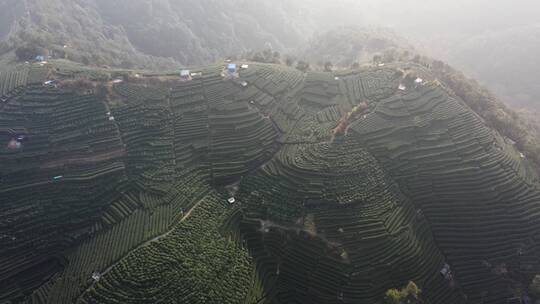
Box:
<box><xmin>227</xmin><ymin>64</ymin><xmax>237</xmax><ymax>73</ymax></box>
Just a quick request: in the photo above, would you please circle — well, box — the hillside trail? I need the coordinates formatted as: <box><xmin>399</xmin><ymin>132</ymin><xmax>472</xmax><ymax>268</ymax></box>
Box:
<box><xmin>78</xmin><ymin>195</ymin><xmax>208</xmax><ymax>299</ymax></box>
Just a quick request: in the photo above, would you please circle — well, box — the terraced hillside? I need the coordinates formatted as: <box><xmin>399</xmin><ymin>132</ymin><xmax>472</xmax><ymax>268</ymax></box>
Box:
<box><xmin>1</xmin><ymin>61</ymin><xmax>540</xmax><ymax>304</ymax></box>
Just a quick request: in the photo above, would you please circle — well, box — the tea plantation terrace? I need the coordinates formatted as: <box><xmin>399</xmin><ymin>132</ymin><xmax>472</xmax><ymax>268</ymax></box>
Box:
<box><xmin>0</xmin><ymin>61</ymin><xmax>539</xmax><ymax>304</ymax></box>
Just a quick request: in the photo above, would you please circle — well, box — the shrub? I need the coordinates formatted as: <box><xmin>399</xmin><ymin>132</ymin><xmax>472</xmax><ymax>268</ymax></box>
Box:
<box><xmin>384</xmin><ymin>281</ymin><xmax>422</xmax><ymax>304</ymax></box>
<box><xmin>385</xmin><ymin>289</ymin><xmax>402</xmax><ymax>304</ymax></box>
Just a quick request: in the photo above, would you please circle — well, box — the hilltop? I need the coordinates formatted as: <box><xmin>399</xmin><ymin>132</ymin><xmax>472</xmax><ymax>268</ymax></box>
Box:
<box><xmin>1</xmin><ymin>59</ymin><xmax>540</xmax><ymax>303</ymax></box>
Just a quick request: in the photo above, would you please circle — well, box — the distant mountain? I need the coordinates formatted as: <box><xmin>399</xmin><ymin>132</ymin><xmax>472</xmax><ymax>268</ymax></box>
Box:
<box><xmin>91</xmin><ymin>0</ymin><xmax>312</xmax><ymax>65</ymax></box>
<box><xmin>0</xmin><ymin>0</ymin><xmax>176</xmax><ymax>69</ymax></box>
<box><xmin>0</xmin><ymin>0</ymin><xmax>323</xmax><ymax>68</ymax></box>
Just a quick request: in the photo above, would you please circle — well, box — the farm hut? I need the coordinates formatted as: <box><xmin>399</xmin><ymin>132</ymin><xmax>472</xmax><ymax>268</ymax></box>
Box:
<box><xmin>92</xmin><ymin>272</ymin><xmax>101</xmax><ymax>281</ymax></box>
<box><xmin>228</xmin><ymin>197</ymin><xmax>236</xmax><ymax>204</ymax></box>
<box><xmin>227</xmin><ymin>64</ymin><xmax>237</xmax><ymax>74</ymax></box>
<box><xmin>440</xmin><ymin>263</ymin><xmax>451</xmax><ymax>279</ymax></box>
<box><xmin>180</xmin><ymin>69</ymin><xmax>192</xmax><ymax>81</ymax></box>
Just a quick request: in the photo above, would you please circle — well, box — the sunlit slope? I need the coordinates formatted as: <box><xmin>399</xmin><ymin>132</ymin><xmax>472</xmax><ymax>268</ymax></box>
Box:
<box><xmin>1</xmin><ymin>62</ymin><xmax>539</xmax><ymax>304</ymax></box>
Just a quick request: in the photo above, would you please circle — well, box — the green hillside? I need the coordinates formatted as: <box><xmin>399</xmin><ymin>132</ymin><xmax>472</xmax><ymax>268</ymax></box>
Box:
<box><xmin>1</xmin><ymin>60</ymin><xmax>540</xmax><ymax>304</ymax></box>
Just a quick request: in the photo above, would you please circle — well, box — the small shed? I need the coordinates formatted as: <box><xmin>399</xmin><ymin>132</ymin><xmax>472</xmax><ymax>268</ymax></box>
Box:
<box><xmin>440</xmin><ymin>263</ymin><xmax>451</xmax><ymax>280</ymax></box>
<box><xmin>398</xmin><ymin>84</ymin><xmax>406</xmax><ymax>91</ymax></box>
<box><xmin>180</xmin><ymin>69</ymin><xmax>191</xmax><ymax>80</ymax></box>
<box><xmin>227</xmin><ymin>197</ymin><xmax>236</xmax><ymax>204</ymax></box>
<box><xmin>53</xmin><ymin>175</ymin><xmax>63</xmax><ymax>180</ymax></box>
<box><xmin>241</xmin><ymin>64</ymin><xmax>249</xmax><ymax>69</ymax></box>
<box><xmin>227</xmin><ymin>64</ymin><xmax>237</xmax><ymax>74</ymax></box>
<box><xmin>92</xmin><ymin>272</ymin><xmax>101</xmax><ymax>281</ymax></box>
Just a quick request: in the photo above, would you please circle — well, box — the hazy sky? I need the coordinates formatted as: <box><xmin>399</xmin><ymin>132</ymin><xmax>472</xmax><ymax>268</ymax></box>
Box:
<box><xmin>380</xmin><ymin>0</ymin><xmax>539</xmax><ymax>34</ymax></box>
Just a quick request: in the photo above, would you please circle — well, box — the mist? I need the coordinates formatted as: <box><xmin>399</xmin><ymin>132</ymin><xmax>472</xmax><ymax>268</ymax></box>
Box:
<box><xmin>299</xmin><ymin>0</ymin><xmax>540</xmax><ymax>109</ymax></box>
